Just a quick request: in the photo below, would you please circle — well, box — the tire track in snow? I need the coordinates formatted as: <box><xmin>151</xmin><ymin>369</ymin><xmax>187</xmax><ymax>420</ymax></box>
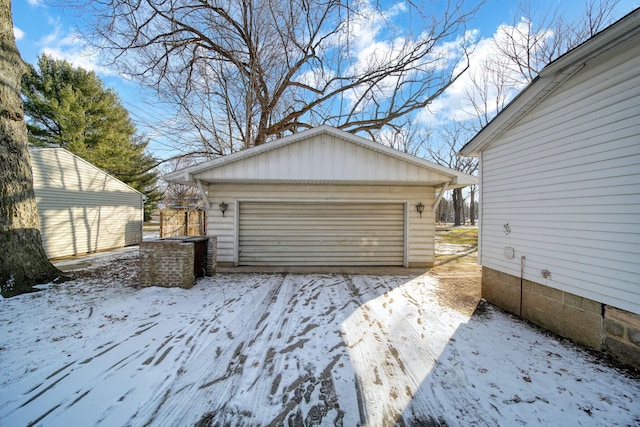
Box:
<box><xmin>346</xmin><ymin>276</ymin><xmax>435</xmax><ymax>414</ymax></box>
<box><xmin>195</xmin><ymin>273</ymin><xmax>301</xmax><ymax>423</ymax></box>
<box><xmin>256</xmin><ymin>274</ymin><xmax>353</xmax><ymax>426</ymax></box>
<box><xmin>270</xmin><ymin>276</ymin><xmax>344</xmax><ymax>425</ymax></box>
<box><xmin>2</xmin><ymin>272</ymin><xmax>491</xmax><ymax>426</ymax></box>
<box><xmin>190</xmin><ymin>274</ymin><xmax>357</xmax><ymax>426</ymax></box>
<box><xmin>1</xmin><ymin>288</ymin><xmax>234</xmax><ymax>426</ymax></box>
<box><xmin>340</xmin><ymin>274</ymin><xmax>375</xmax><ymax>425</ymax></box>
<box><xmin>136</xmin><ymin>274</ymin><xmax>287</xmax><ymax>426</ymax></box>
<box><xmin>98</xmin><ymin>302</ymin><xmax>232</xmax><ymax>424</ymax></box>
<box><xmin>349</xmin><ymin>274</ymin><xmax>495</xmax><ymax>426</ymax></box>
<box><xmin>2</xmin><ymin>317</ymin><xmax>160</xmax><ymax>423</ymax></box>
<box><xmin>3</xmin><ymin>273</ymin><xmax>387</xmax><ymax>426</ymax></box>
<box><xmin>343</xmin><ymin>274</ymin><xmax>455</xmax><ymax>426</ymax></box>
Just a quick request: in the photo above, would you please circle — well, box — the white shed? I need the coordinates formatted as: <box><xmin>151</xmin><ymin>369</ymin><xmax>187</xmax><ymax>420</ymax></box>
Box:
<box><xmin>29</xmin><ymin>146</ymin><xmax>144</xmax><ymax>259</ymax></box>
<box><xmin>460</xmin><ymin>9</ymin><xmax>640</xmax><ymax>366</ymax></box>
<box><xmin>166</xmin><ymin>126</ymin><xmax>476</xmax><ymax>268</ymax></box>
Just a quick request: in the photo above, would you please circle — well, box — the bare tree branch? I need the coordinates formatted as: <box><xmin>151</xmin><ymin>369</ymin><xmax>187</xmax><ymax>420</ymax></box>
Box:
<box><xmin>493</xmin><ymin>0</ymin><xmax>622</xmax><ymax>85</ymax></box>
<box><xmin>77</xmin><ymin>0</ymin><xmax>483</xmax><ymax>156</ymax></box>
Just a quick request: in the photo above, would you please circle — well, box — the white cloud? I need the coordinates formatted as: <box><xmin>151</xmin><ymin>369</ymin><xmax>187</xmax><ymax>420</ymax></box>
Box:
<box><xmin>346</xmin><ymin>0</ymin><xmax>408</xmax><ymax>68</ymax></box>
<box><xmin>326</xmin><ymin>0</ymin><xmax>483</xmax><ymax>121</ymax></box>
<box><xmin>26</xmin><ymin>0</ymin><xmax>42</xmax><ymax>5</ymax></box>
<box><xmin>338</xmin><ymin>2</ymin><xmax>438</xmax><ymax>111</ymax></box>
<box><xmin>418</xmin><ymin>33</ymin><xmax>494</xmax><ymax>127</ymax></box>
<box><xmin>13</xmin><ymin>26</ymin><xmax>25</xmax><ymax>41</ymax></box>
<box><xmin>292</xmin><ymin>0</ymin><xmax>477</xmax><ymax>121</ymax></box>
<box><xmin>418</xmin><ymin>20</ymin><xmax>551</xmax><ymax>128</ymax></box>
<box><xmin>38</xmin><ymin>28</ymin><xmax>116</xmax><ymax>76</ymax></box>
<box><xmin>42</xmin><ymin>39</ymin><xmax>112</xmax><ymax>75</ymax></box>
<box><xmin>25</xmin><ymin>14</ymin><xmax>115</xmax><ymax>75</ymax></box>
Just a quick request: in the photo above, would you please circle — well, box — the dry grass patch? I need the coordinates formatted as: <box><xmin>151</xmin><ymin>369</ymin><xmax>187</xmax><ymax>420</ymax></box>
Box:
<box><xmin>431</xmin><ymin>226</ymin><xmax>481</xmax><ymax>315</ymax></box>
<box><xmin>435</xmin><ymin>226</ymin><xmax>478</xmax><ymax>245</ymax></box>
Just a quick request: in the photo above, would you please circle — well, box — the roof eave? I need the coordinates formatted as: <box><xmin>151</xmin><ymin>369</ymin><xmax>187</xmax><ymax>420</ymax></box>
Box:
<box><xmin>459</xmin><ymin>7</ymin><xmax>640</xmax><ymax>157</ymax></box>
<box><xmin>163</xmin><ymin>170</ymin><xmax>194</xmax><ymax>186</ymax></box>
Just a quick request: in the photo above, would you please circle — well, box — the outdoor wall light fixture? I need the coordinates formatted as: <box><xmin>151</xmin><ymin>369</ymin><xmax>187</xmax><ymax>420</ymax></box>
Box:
<box><xmin>416</xmin><ymin>202</ymin><xmax>425</xmax><ymax>218</ymax></box>
<box><xmin>219</xmin><ymin>201</ymin><xmax>228</xmax><ymax>217</ymax></box>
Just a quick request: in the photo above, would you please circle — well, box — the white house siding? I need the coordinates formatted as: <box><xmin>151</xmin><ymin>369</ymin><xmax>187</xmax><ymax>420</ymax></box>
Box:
<box><xmin>478</xmin><ymin>42</ymin><xmax>640</xmax><ymax>314</ymax></box>
<box><xmin>202</xmin><ymin>183</ymin><xmax>435</xmax><ymax>267</ymax></box>
<box><xmin>30</xmin><ymin>147</ymin><xmax>144</xmax><ymax>259</ymax></box>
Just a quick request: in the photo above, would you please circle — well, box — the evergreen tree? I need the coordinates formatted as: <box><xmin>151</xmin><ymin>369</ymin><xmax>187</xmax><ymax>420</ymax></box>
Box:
<box><xmin>22</xmin><ymin>54</ymin><xmax>160</xmax><ymax>218</ymax></box>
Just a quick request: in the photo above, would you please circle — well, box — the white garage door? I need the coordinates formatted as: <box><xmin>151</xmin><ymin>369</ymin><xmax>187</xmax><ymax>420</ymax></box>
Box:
<box><xmin>238</xmin><ymin>202</ymin><xmax>405</xmax><ymax>266</ymax></box>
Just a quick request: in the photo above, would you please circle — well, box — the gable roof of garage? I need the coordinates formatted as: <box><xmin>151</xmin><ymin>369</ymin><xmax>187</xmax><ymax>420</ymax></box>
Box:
<box><xmin>165</xmin><ymin>126</ymin><xmax>476</xmax><ymax>188</ymax></box>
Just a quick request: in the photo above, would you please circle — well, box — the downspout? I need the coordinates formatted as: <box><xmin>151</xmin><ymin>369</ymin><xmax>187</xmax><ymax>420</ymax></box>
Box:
<box><xmin>520</xmin><ymin>255</ymin><xmax>526</xmax><ymax>317</ymax></box>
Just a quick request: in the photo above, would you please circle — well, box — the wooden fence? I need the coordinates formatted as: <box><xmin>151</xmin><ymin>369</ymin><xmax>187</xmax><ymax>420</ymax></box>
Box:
<box><xmin>160</xmin><ymin>209</ymin><xmax>207</xmax><ymax>237</ymax></box>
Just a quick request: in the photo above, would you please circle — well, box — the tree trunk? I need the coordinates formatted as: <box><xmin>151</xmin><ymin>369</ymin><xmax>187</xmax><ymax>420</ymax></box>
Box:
<box><xmin>469</xmin><ymin>185</ymin><xmax>476</xmax><ymax>226</ymax></box>
<box><xmin>452</xmin><ymin>188</ymin><xmax>463</xmax><ymax>226</ymax></box>
<box><xmin>0</xmin><ymin>0</ymin><xmax>64</xmax><ymax>297</ymax></box>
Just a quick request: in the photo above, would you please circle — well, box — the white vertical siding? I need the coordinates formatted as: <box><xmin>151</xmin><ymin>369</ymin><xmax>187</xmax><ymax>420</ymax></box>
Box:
<box><xmin>30</xmin><ymin>147</ymin><xmax>144</xmax><ymax>259</ymax></box>
<box><xmin>203</xmin><ymin>183</ymin><xmax>435</xmax><ymax>267</ymax></box>
<box><xmin>196</xmin><ymin>133</ymin><xmax>447</xmax><ymax>184</ymax></box>
<box><xmin>479</xmin><ymin>43</ymin><xmax>640</xmax><ymax>314</ymax></box>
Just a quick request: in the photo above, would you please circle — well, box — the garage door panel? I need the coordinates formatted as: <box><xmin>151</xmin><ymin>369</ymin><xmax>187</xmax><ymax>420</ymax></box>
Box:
<box><xmin>240</xmin><ymin>231</ymin><xmax>405</xmax><ymax>238</ymax></box>
<box><xmin>239</xmin><ymin>202</ymin><xmax>405</xmax><ymax>266</ymax></box>
<box><xmin>239</xmin><ymin>238</ymin><xmax>404</xmax><ymax>246</ymax></box>
<box><xmin>240</xmin><ymin>242</ymin><xmax>404</xmax><ymax>249</ymax></box>
<box><xmin>240</xmin><ymin>224</ymin><xmax>404</xmax><ymax>231</ymax></box>
<box><xmin>239</xmin><ymin>254</ymin><xmax>404</xmax><ymax>265</ymax></box>
<box><xmin>241</xmin><ymin>232</ymin><xmax>404</xmax><ymax>239</ymax></box>
<box><xmin>240</xmin><ymin>250</ymin><xmax>405</xmax><ymax>257</ymax></box>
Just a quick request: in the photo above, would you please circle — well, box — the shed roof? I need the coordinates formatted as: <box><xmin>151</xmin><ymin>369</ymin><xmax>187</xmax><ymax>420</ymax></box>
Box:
<box><xmin>165</xmin><ymin>125</ymin><xmax>476</xmax><ymax>188</ymax></box>
<box><xmin>459</xmin><ymin>8</ymin><xmax>640</xmax><ymax>157</ymax></box>
<box><xmin>29</xmin><ymin>146</ymin><xmax>144</xmax><ymax>197</ymax></box>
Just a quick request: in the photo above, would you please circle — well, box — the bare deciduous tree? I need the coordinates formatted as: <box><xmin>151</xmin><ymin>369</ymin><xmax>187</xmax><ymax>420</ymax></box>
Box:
<box><xmin>453</xmin><ymin>0</ymin><xmax>626</xmax><ymax>225</ymax></box>
<box><xmin>79</xmin><ymin>0</ymin><xmax>483</xmax><ymax>156</ymax></box>
<box><xmin>458</xmin><ymin>0</ymin><xmax>625</xmax><ymax>136</ymax></box>
<box><xmin>159</xmin><ymin>157</ymin><xmax>204</xmax><ymax>208</ymax></box>
<box><xmin>463</xmin><ymin>55</ymin><xmax>513</xmax><ymax>131</ymax></box>
<box><xmin>493</xmin><ymin>0</ymin><xmax>623</xmax><ymax>84</ymax></box>
<box><xmin>374</xmin><ymin>117</ymin><xmax>432</xmax><ymax>156</ymax></box>
<box><xmin>427</xmin><ymin>122</ymin><xmax>477</xmax><ymax>226</ymax></box>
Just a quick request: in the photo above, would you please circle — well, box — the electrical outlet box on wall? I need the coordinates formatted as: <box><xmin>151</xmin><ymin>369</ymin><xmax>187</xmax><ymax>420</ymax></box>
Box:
<box><xmin>504</xmin><ymin>247</ymin><xmax>515</xmax><ymax>259</ymax></box>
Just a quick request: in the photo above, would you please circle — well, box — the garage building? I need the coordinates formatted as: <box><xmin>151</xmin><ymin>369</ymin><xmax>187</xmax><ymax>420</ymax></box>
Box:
<box><xmin>30</xmin><ymin>146</ymin><xmax>144</xmax><ymax>259</ymax></box>
<box><xmin>165</xmin><ymin>126</ymin><xmax>476</xmax><ymax>268</ymax></box>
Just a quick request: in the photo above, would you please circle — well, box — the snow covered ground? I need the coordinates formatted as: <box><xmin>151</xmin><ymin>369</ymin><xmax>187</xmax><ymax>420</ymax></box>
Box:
<box><xmin>0</xmin><ymin>247</ymin><xmax>638</xmax><ymax>426</ymax></box>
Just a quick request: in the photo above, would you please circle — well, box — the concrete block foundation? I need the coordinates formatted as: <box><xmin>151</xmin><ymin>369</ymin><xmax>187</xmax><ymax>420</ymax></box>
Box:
<box><xmin>482</xmin><ymin>266</ymin><xmax>640</xmax><ymax>369</ymax></box>
<box><xmin>604</xmin><ymin>306</ymin><xmax>640</xmax><ymax>368</ymax></box>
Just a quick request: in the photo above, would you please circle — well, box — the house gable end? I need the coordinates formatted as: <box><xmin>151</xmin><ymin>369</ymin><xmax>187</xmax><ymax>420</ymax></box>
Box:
<box><xmin>191</xmin><ymin>130</ymin><xmax>453</xmax><ymax>185</ymax></box>
<box><xmin>168</xmin><ymin>126</ymin><xmax>475</xmax><ymax>187</ymax></box>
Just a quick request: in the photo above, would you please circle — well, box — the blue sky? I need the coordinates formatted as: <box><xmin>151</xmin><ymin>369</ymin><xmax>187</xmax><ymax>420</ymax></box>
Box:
<box><xmin>11</xmin><ymin>0</ymin><xmax>639</xmax><ymax>160</ymax></box>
